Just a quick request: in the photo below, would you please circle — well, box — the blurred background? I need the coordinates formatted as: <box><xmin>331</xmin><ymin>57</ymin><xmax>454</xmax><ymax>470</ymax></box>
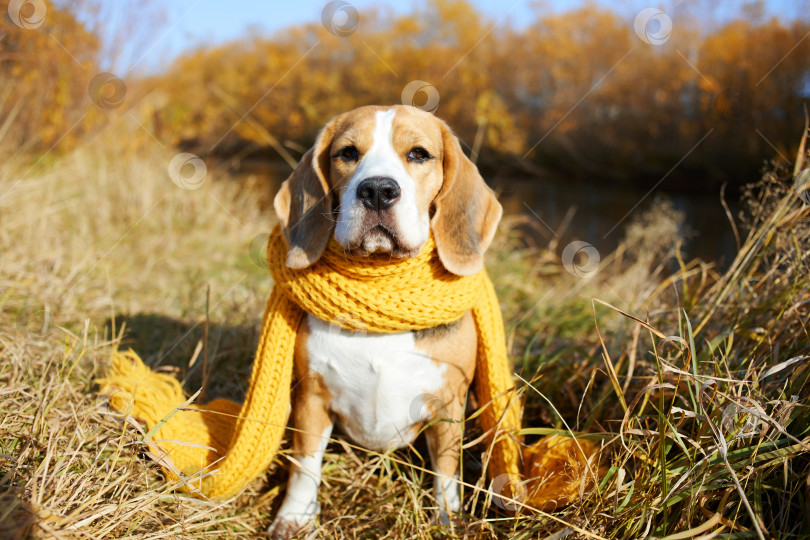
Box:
<box><xmin>2</xmin><ymin>0</ymin><xmax>809</xmax><ymax>264</ymax></box>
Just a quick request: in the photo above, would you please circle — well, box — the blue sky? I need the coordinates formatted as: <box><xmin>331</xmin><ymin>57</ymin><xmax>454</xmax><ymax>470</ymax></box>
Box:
<box><xmin>124</xmin><ymin>0</ymin><xmax>806</xmax><ymax>73</ymax></box>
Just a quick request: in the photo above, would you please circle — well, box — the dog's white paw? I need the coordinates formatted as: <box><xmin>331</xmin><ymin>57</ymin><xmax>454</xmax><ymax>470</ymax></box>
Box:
<box><xmin>269</xmin><ymin>498</ymin><xmax>319</xmax><ymax>540</ymax></box>
<box><xmin>267</xmin><ymin>516</ymin><xmax>314</xmax><ymax>540</ymax></box>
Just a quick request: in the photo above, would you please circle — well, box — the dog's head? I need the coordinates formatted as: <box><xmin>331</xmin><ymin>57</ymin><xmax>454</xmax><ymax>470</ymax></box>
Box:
<box><xmin>273</xmin><ymin>105</ymin><xmax>502</xmax><ymax>276</ymax></box>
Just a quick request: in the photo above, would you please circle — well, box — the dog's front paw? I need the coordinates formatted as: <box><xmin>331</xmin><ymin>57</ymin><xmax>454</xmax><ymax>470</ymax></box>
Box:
<box><xmin>267</xmin><ymin>517</ymin><xmax>313</xmax><ymax>540</ymax></box>
<box><xmin>270</xmin><ymin>484</ymin><xmax>320</xmax><ymax>539</ymax></box>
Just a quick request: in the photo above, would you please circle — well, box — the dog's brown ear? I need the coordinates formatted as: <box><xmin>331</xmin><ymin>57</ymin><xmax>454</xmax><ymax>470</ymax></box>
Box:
<box><xmin>274</xmin><ymin>123</ymin><xmax>335</xmax><ymax>268</ymax></box>
<box><xmin>432</xmin><ymin>121</ymin><xmax>502</xmax><ymax>276</ymax></box>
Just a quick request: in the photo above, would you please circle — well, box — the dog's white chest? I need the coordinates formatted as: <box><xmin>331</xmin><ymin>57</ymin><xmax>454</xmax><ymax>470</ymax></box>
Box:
<box><xmin>305</xmin><ymin>314</ymin><xmax>446</xmax><ymax>450</ymax></box>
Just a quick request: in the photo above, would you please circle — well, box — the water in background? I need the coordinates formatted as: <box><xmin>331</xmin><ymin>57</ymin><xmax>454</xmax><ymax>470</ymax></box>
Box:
<box><xmin>495</xmin><ymin>176</ymin><xmax>739</xmax><ymax>268</ymax></box>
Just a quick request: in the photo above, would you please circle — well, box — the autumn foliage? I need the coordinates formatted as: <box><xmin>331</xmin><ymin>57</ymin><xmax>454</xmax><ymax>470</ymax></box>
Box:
<box><xmin>3</xmin><ymin>0</ymin><xmax>809</xmax><ymax>189</ymax></box>
<box><xmin>0</xmin><ymin>0</ymin><xmax>99</xmax><ymax>151</ymax></box>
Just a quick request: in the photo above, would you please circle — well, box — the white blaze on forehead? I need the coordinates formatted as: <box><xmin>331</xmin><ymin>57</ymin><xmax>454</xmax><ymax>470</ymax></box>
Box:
<box><xmin>334</xmin><ymin>108</ymin><xmax>429</xmax><ymax>249</ymax></box>
<box><xmin>353</xmin><ymin>109</ymin><xmax>411</xmax><ymax>180</ymax></box>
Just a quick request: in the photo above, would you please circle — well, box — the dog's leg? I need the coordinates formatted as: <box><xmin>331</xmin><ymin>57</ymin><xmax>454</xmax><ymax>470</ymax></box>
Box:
<box><xmin>425</xmin><ymin>396</ymin><xmax>464</xmax><ymax>525</ymax></box>
<box><xmin>268</xmin><ymin>376</ymin><xmax>333</xmax><ymax>540</ymax></box>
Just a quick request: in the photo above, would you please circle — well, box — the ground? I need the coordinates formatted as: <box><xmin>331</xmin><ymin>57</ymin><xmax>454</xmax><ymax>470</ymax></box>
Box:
<box><xmin>1</xmin><ymin>130</ymin><xmax>809</xmax><ymax>538</ymax></box>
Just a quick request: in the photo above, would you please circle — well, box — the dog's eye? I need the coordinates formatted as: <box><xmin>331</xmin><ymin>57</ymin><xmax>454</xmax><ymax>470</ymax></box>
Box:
<box><xmin>337</xmin><ymin>145</ymin><xmax>359</xmax><ymax>162</ymax></box>
<box><xmin>407</xmin><ymin>147</ymin><xmax>431</xmax><ymax>162</ymax></box>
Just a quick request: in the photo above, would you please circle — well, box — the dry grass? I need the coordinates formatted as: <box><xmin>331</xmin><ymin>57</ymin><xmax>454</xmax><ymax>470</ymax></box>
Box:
<box><xmin>1</xmin><ymin>121</ymin><xmax>809</xmax><ymax>539</ymax></box>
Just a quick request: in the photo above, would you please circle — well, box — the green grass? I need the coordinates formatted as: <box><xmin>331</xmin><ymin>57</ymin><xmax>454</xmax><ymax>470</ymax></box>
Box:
<box><xmin>1</xmin><ymin>123</ymin><xmax>809</xmax><ymax>538</ymax></box>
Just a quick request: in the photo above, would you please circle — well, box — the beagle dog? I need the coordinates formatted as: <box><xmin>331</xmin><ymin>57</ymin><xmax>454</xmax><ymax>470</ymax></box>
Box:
<box><xmin>268</xmin><ymin>105</ymin><xmax>502</xmax><ymax>538</ymax></box>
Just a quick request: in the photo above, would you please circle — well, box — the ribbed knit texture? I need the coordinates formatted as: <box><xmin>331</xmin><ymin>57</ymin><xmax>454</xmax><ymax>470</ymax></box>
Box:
<box><xmin>97</xmin><ymin>226</ymin><xmax>599</xmax><ymax>508</ymax></box>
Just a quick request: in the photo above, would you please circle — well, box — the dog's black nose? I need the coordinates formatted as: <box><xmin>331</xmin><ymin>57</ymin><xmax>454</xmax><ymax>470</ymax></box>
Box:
<box><xmin>356</xmin><ymin>177</ymin><xmax>401</xmax><ymax>211</ymax></box>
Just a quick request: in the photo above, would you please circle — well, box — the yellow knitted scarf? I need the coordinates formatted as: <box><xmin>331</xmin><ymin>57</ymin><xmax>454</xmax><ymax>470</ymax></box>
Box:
<box><xmin>98</xmin><ymin>226</ymin><xmax>600</xmax><ymax>510</ymax></box>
